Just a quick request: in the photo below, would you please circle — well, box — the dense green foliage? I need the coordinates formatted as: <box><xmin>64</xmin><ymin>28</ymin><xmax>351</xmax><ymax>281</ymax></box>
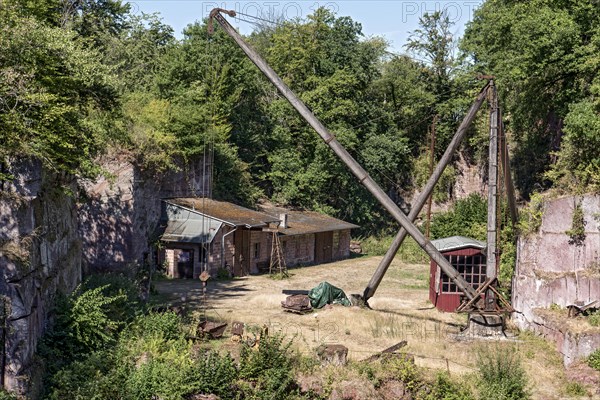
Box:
<box><xmin>0</xmin><ymin>1</ymin><xmax>120</xmax><ymax>178</ymax></box>
<box><xmin>430</xmin><ymin>194</ymin><xmax>488</xmax><ymax>241</ymax></box>
<box><xmin>40</xmin><ymin>275</ymin><xmax>300</xmax><ymax>400</ymax></box>
<box><xmin>462</xmin><ymin>0</ymin><xmax>600</xmax><ymax>197</ymax></box>
<box><xmin>0</xmin><ymin>389</ymin><xmax>17</xmax><ymax>400</ymax></box>
<box><xmin>588</xmin><ymin>348</ymin><xmax>600</xmax><ymax>371</ymax></box>
<box><xmin>0</xmin><ymin>0</ymin><xmax>492</xmax><ymax>233</ymax></box>
<box><xmin>5</xmin><ymin>0</ymin><xmax>598</xmax><ymax>233</ymax></box>
<box><xmin>476</xmin><ymin>346</ymin><xmax>530</xmax><ymax>400</ymax></box>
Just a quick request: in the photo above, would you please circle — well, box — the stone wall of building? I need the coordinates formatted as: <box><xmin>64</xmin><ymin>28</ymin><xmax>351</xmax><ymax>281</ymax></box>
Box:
<box><xmin>0</xmin><ymin>160</ymin><xmax>81</xmax><ymax>395</ymax></box>
<box><xmin>281</xmin><ymin>234</ymin><xmax>315</xmax><ymax>266</ymax></box>
<box><xmin>250</xmin><ymin>230</ymin><xmax>272</xmax><ymax>273</ymax></box>
<box><xmin>333</xmin><ymin>229</ymin><xmax>352</xmax><ymax>260</ymax></box>
<box><xmin>512</xmin><ymin>194</ymin><xmax>600</xmax><ymax>365</ymax></box>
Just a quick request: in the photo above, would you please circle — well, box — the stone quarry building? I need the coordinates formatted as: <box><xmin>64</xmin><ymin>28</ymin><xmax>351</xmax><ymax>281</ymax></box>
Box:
<box><xmin>158</xmin><ymin>198</ymin><xmax>359</xmax><ymax>278</ymax></box>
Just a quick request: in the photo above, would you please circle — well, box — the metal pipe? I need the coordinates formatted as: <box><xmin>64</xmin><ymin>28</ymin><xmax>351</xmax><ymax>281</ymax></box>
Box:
<box><xmin>221</xmin><ymin>225</ymin><xmax>237</xmax><ymax>273</ymax></box>
<box><xmin>210</xmin><ymin>10</ymin><xmax>477</xmax><ymax>299</ymax></box>
<box><xmin>363</xmin><ymin>84</ymin><xmax>490</xmax><ymax>301</ymax></box>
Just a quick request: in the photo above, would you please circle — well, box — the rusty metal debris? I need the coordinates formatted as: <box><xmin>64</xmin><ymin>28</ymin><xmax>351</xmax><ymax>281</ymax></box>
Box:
<box><xmin>281</xmin><ymin>294</ymin><xmax>312</xmax><ymax>314</ymax></box>
<box><xmin>198</xmin><ymin>320</ymin><xmax>228</xmax><ymax>339</ymax></box>
<box><xmin>567</xmin><ymin>300</ymin><xmax>598</xmax><ymax>318</ymax></box>
<box><xmin>362</xmin><ymin>341</ymin><xmax>408</xmax><ymax>363</ymax></box>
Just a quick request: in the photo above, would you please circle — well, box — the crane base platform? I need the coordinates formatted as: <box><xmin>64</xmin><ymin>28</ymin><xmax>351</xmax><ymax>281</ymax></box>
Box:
<box><xmin>459</xmin><ymin>313</ymin><xmax>506</xmax><ymax>338</ymax></box>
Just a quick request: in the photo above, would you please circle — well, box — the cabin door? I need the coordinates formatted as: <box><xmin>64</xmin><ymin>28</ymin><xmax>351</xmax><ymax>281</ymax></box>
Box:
<box><xmin>315</xmin><ymin>232</ymin><xmax>333</xmax><ymax>264</ymax></box>
<box><xmin>233</xmin><ymin>229</ymin><xmax>251</xmax><ymax>276</ymax></box>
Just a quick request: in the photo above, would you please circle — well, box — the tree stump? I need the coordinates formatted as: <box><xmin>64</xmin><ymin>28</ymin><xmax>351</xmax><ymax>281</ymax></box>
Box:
<box><xmin>316</xmin><ymin>344</ymin><xmax>348</xmax><ymax>366</ymax></box>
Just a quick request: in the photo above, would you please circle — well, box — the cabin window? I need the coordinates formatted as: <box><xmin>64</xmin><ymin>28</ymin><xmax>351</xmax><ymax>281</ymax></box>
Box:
<box><xmin>440</xmin><ymin>254</ymin><xmax>487</xmax><ymax>293</ymax></box>
<box><xmin>254</xmin><ymin>242</ymin><xmax>261</xmax><ymax>259</ymax></box>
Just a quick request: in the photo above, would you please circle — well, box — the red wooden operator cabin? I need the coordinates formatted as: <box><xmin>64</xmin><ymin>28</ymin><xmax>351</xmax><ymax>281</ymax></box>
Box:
<box><xmin>429</xmin><ymin>236</ymin><xmax>487</xmax><ymax>312</ymax></box>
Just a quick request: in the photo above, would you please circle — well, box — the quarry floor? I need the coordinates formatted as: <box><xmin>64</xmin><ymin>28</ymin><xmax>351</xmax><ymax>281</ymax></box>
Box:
<box><xmin>153</xmin><ymin>255</ymin><xmax>599</xmax><ymax>400</ymax></box>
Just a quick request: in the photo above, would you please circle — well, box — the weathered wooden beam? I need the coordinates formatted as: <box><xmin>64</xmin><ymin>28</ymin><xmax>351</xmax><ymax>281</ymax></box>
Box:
<box><xmin>362</xmin><ymin>340</ymin><xmax>408</xmax><ymax>363</ymax></box>
<box><xmin>486</xmin><ymin>82</ymin><xmax>499</xmax><ymax>311</ymax></box>
<box><xmin>498</xmin><ymin>108</ymin><xmax>518</xmax><ymax>226</ymax></box>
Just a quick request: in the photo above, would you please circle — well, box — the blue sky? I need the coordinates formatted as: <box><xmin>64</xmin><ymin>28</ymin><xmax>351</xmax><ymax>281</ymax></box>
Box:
<box><xmin>128</xmin><ymin>1</ymin><xmax>484</xmax><ymax>52</ymax></box>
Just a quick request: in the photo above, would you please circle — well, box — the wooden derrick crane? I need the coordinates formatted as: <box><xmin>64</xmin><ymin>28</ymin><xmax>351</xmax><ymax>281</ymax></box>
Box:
<box><xmin>269</xmin><ymin>232</ymin><xmax>288</xmax><ymax>276</ymax></box>
<box><xmin>208</xmin><ymin>9</ymin><xmax>517</xmax><ymax>313</ymax></box>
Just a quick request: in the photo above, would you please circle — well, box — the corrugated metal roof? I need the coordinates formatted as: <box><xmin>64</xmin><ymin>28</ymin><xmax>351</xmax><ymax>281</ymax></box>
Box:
<box><xmin>430</xmin><ymin>236</ymin><xmax>486</xmax><ymax>252</ymax></box>
<box><xmin>168</xmin><ymin>198</ymin><xmax>278</xmax><ymax>228</ymax></box>
<box><xmin>162</xmin><ymin>218</ymin><xmax>222</xmax><ymax>243</ymax></box>
<box><xmin>259</xmin><ymin>204</ymin><xmax>359</xmax><ymax>236</ymax></box>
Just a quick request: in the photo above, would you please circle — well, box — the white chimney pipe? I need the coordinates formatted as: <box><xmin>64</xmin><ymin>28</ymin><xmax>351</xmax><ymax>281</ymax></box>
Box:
<box><xmin>279</xmin><ymin>213</ymin><xmax>288</xmax><ymax>229</ymax></box>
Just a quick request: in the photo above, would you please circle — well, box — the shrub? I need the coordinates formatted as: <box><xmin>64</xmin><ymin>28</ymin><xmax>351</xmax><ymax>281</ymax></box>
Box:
<box><xmin>518</xmin><ymin>193</ymin><xmax>544</xmax><ymax>236</ymax></box>
<box><xmin>588</xmin><ymin>349</ymin><xmax>600</xmax><ymax>371</ymax></box>
<box><xmin>0</xmin><ymin>389</ymin><xmax>17</xmax><ymax>400</ymax></box>
<box><xmin>565</xmin><ymin>202</ymin><xmax>587</xmax><ymax>246</ymax></box>
<box><xmin>192</xmin><ymin>351</ymin><xmax>239</xmax><ymax>398</ymax></box>
<box><xmin>359</xmin><ymin>235</ymin><xmax>428</xmax><ymax>263</ymax></box>
<box><xmin>476</xmin><ymin>345</ymin><xmax>530</xmax><ymax>400</ymax></box>
<box><xmin>81</xmin><ymin>273</ymin><xmax>141</xmax><ymax>321</ymax></box>
<box><xmin>423</xmin><ymin>372</ymin><xmax>475</xmax><ymax>400</ymax></box>
<box><xmin>68</xmin><ymin>284</ymin><xmax>126</xmax><ymax>351</ymax></box>
<box><xmin>382</xmin><ymin>354</ymin><xmax>422</xmax><ymax>393</ymax></box>
<box><xmin>430</xmin><ymin>194</ymin><xmax>487</xmax><ymax>241</ymax></box>
<box><xmin>564</xmin><ymin>382</ymin><xmax>587</xmax><ymax>396</ymax></box>
<box><xmin>46</xmin><ymin>351</ymin><xmax>128</xmax><ymax>400</ymax></box>
<box><xmin>39</xmin><ymin>281</ymin><xmax>128</xmax><ymax>375</ymax></box>
<box><xmin>239</xmin><ymin>333</ymin><xmax>296</xmax><ymax>399</ymax></box>
<box><xmin>123</xmin><ymin>311</ymin><xmax>182</xmax><ymax>341</ymax></box>
<box><xmin>125</xmin><ymin>353</ymin><xmax>196</xmax><ymax>400</ymax></box>
<box><xmin>588</xmin><ymin>311</ymin><xmax>600</xmax><ymax>327</ymax></box>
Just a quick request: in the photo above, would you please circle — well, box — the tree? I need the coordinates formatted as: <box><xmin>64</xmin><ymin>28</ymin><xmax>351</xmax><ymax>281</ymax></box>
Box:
<box><xmin>406</xmin><ymin>11</ymin><xmax>455</xmax><ymax>97</ymax></box>
<box><xmin>461</xmin><ymin>0</ymin><xmax>600</xmax><ymax>196</ymax></box>
<box><xmin>0</xmin><ymin>2</ymin><xmax>120</xmax><ymax>178</ymax></box>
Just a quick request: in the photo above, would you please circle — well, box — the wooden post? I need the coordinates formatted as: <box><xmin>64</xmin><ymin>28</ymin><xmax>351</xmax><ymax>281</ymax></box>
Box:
<box><xmin>499</xmin><ymin>109</ymin><xmax>518</xmax><ymax>226</ymax></box>
<box><xmin>486</xmin><ymin>82</ymin><xmax>499</xmax><ymax>311</ymax></box>
<box><xmin>425</xmin><ymin>116</ymin><xmax>437</xmax><ymax>239</ymax></box>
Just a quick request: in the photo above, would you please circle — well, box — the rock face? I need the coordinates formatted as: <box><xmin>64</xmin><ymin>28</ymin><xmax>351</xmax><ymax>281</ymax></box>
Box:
<box><xmin>0</xmin><ymin>155</ymin><xmax>209</xmax><ymax>395</ymax></box>
<box><xmin>512</xmin><ymin>194</ymin><xmax>600</xmax><ymax>365</ymax></box>
<box><xmin>0</xmin><ymin>159</ymin><xmax>82</xmax><ymax>394</ymax></box>
<box><xmin>78</xmin><ymin>155</ymin><xmax>210</xmax><ymax>272</ymax></box>
<box><xmin>453</xmin><ymin>152</ymin><xmax>486</xmax><ymax>201</ymax></box>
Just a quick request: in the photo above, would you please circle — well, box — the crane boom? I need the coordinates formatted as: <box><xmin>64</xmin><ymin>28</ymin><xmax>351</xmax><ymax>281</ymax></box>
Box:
<box><xmin>209</xmin><ymin>9</ymin><xmax>478</xmax><ymax>301</ymax></box>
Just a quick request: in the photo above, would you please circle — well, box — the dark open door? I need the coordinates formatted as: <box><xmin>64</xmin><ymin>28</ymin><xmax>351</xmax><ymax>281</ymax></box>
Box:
<box><xmin>177</xmin><ymin>249</ymin><xmax>194</xmax><ymax>279</ymax></box>
<box><xmin>241</xmin><ymin>230</ymin><xmax>250</xmax><ymax>275</ymax></box>
<box><xmin>314</xmin><ymin>232</ymin><xmax>333</xmax><ymax>264</ymax></box>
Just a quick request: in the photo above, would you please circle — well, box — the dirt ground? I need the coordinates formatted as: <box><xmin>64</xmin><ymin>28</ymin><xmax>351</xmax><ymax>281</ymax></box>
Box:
<box><xmin>153</xmin><ymin>255</ymin><xmax>599</xmax><ymax>400</ymax></box>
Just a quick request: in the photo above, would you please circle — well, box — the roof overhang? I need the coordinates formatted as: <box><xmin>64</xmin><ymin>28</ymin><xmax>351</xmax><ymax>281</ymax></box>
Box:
<box><xmin>161</xmin><ymin>218</ymin><xmax>223</xmax><ymax>244</ymax></box>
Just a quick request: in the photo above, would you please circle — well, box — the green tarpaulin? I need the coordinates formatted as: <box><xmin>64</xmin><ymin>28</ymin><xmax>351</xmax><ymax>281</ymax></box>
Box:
<box><xmin>308</xmin><ymin>281</ymin><xmax>351</xmax><ymax>309</ymax></box>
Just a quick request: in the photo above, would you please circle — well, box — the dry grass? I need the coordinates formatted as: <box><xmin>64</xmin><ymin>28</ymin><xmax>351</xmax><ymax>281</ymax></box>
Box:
<box><xmin>152</xmin><ymin>255</ymin><xmax>583</xmax><ymax>399</ymax></box>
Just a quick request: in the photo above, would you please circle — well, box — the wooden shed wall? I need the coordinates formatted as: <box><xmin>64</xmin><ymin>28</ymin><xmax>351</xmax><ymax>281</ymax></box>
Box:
<box><xmin>429</xmin><ymin>247</ymin><xmax>486</xmax><ymax>312</ymax></box>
